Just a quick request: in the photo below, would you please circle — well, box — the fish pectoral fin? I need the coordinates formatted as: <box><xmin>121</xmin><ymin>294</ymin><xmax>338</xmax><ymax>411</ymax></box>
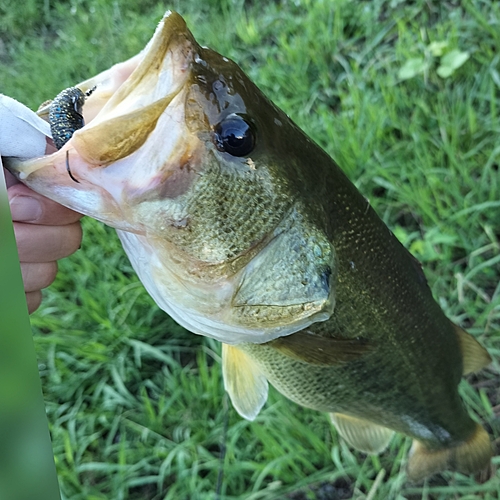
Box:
<box><xmin>407</xmin><ymin>423</ymin><xmax>492</xmax><ymax>481</ymax></box>
<box><xmin>222</xmin><ymin>344</ymin><xmax>268</xmax><ymax>421</ymax></box>
<box><xmin>267</xmin><ymin>331</ymin><xmax>371</xmax><ymax>366</ymax></box>
<box><xmin>330</xmin><ymin>413</ymin><xmax>394</xmax><ymax>454</ymax></box>
<box><xmin>453</xmin><ymin>322</ymin><xmax>491</xmax><ymax>375</ymax></box>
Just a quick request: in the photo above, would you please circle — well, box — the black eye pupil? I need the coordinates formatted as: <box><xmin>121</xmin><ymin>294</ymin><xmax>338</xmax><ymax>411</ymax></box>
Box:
<box><xmin>214</xmin><ymin>114</ymin><xmax>255</xmax><ymax>157</ymax></box>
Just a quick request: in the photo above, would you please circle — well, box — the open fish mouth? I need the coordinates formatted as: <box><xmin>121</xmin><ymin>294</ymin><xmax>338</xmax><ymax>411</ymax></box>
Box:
<box><xmin>7</xmin><ymin>11</ymin><xmax>197</xmax><ymax>232</ymax></box>
<box><xmin>5</xmin><ymin>11</ymin><xmax>336</xmax><ymax>344</ymax></box>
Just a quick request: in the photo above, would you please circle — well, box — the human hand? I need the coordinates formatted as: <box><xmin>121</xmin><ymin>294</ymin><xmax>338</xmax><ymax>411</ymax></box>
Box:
<box><xmin>1</xmin><ymin>94</ymin><xmax>84</xmax><ymax>313</ymax></box>
<box><xmin>5</xmin><ymin>168</ymin><xmax>83</xmax><ymax>313</ymax></box>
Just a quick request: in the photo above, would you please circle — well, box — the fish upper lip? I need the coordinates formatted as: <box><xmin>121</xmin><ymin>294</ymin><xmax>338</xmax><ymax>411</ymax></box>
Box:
<box><xmin>68</xmin><ymin>12</ymin><xmax>195</xmax><ymax>166</ymax></box>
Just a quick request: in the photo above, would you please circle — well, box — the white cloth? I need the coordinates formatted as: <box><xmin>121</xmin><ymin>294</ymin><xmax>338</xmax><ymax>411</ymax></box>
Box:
<box><xmin>0</xmin><ymin>95</ymin><xmax>51</xmax><ymax>160</ymax></box>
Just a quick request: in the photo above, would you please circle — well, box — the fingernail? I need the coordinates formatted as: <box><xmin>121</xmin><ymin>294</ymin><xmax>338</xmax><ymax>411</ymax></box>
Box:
<box><xmin>9</xmin><ymin>196</ymin><xmax>43</xmax><ymax>222</ymax></box>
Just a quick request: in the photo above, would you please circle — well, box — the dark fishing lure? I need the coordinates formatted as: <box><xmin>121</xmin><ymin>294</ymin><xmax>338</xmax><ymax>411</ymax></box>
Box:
<box><xmin>49</xmin><ymin>87</ymin><xmax>94</xmax><ymax>150</ymax></box>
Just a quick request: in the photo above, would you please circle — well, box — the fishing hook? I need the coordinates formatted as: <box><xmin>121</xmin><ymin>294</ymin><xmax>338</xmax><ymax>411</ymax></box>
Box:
<box><xmin>66</xmin><ymin>150</ymin><xmax>80</xmax><ymax>184</ymax></box>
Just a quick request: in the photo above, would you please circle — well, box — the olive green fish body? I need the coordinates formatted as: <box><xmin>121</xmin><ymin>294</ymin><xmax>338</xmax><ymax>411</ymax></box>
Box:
<box><xmin>234</xmin><ymin>158</ymin><xmax>467</xmax><ymax>442</ymax></box>
<box><xmin>225</xmin><ymin>149</ymin><xmax>491</xmax><ymax>477</ymax></box>
<box><xmin>239</xmin><ymin>332</ymin><xmax>470</xmax><ymax>446</ymax></box>
<box><xmin>229</xmin><ymin>149</ymin><xmax>489</xmax><ymax>470</ymax></box>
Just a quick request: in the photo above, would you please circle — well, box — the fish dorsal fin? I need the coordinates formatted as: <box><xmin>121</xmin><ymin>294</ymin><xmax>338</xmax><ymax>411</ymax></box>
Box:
<box><xmin>452</xmin><ymin>323</ymin><xmax>491</xmax><ymax>375</ymax></box>
<box><xmin>222</xmin><ymin>344</ymin><xmax>268</xmax><ymax>421</ymax></box>
<box><xmin>330</xmin><ymin>413</ymin><xmax>394</xmax><ymax>454</ymax></box>
<box><xmin>267</xmin><ymin>331</ymin><xmax>371</xmax><ymax>366</ymax></box>
<box><xmin>407</xmin><ymin>423</ymin><xmax>492</xmax><ymax>481</ymax></box>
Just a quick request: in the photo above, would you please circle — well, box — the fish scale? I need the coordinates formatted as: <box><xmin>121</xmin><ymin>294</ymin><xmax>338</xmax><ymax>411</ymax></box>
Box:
<box><xmin>172</xmin><ymin>158</ymin><xmax>291</xmax><ymax>263</ymax></box>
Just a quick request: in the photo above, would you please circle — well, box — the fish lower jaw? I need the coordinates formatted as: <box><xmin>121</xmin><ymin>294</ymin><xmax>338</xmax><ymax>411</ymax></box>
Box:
<box><xmin>147</xmin><ymin>264</ymin><xmax>333</xmax><ymax>344</ymax></box>
<box><xmin>164</xmin><ymin>303</ymin><xmax>333</xmax><ymax>345</ymax></box>
<box><xmin>117</xmin><ymin>229</ymin><xmax>333</xmax><ymax>344</ymax></box>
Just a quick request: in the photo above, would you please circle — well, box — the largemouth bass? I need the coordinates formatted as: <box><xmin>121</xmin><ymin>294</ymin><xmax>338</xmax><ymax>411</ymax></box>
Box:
<box><xmin>5</xmin><ymin>11</ymin><xmax>493</xmax><ymax>481</ymax></box>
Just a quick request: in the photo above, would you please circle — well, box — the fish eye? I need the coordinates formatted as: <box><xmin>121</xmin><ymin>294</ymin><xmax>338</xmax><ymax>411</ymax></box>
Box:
<box><xmin>214</xmin><ymin>114</ymin><xmax>255</xmax><ymax>157</ymax></box>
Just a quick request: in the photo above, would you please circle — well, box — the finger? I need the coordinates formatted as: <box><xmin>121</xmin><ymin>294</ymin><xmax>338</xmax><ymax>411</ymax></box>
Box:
<box><xmin>8</xmin><ymin>183</ymin><xmax>83</xmax><ymax>225</ymax></box>
<box><xmin>21</xmin><ymin>261</ymin><xmax>58</xmax><ymax>293</ymax></box>
<box><xmin>14</xmin><ymin>221</ymin><xmax>82</xmax><ymax>263</ymax></box>
<box><xmin>26</xmin><ymin>291</ymin><xmax>42</xmax><ymax>314</ymax></box>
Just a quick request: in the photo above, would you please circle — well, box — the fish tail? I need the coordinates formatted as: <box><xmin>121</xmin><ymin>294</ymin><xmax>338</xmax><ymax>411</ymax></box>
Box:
<box><xmin>407</xmin><ymin>423</ymin><xmax>492</xmax><ymax>481</ymax></box>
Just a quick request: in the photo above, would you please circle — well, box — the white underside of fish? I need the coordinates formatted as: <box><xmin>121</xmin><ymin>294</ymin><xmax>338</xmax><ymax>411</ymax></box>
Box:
<box><xmin>117</xmin><ymin>228</ymin><xmax>332</xmax><ymax>345</ymax></box>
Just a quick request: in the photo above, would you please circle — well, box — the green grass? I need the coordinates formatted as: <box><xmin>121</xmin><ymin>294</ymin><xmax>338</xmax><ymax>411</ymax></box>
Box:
<box><xmin>1</xmin><ymin>0</ymin><xmax>500</xmax><ymax>498</ymax></box>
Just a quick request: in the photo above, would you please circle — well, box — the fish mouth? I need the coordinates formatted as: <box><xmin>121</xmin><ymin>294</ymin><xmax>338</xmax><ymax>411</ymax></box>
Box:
<box><xmin>5</xmin><ymin>11</ymin><xmax>197</xmax><ymax>232</ymax></box>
